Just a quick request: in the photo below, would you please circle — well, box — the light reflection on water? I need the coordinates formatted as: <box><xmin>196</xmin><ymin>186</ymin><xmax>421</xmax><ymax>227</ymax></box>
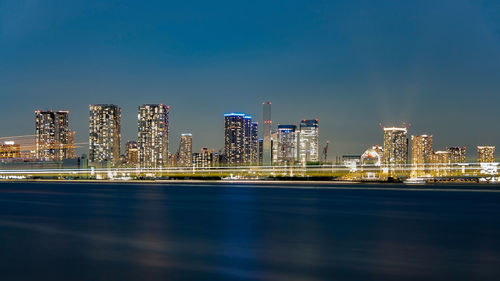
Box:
<box><xmin>0</xmin><ymin>182</ymin><xmax>500</xmax><ymax>281</ymax></box>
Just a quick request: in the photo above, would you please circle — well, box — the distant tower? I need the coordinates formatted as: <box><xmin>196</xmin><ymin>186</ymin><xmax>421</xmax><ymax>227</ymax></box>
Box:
<box><xmin>262</xmin><ymin>102</ymin><xmax>272</xmax><ymax>166</ymax></box>
<box><xmin>138</xmin><ymin>104</ymin><xmax>169</xmax><ymax>168</ymax></box>
<box><xmin>179</xmin><ymin>133</ymin><xmax>193</xmax><ymax>166</ymax></box>
<box><xmin>89</xmin><ymin>104</ymin><xmax>121</xmax><ymax>167</ymax></box>
<box><xmin>35</xmin><ymin>110</ymin><xmax>70</xmax><ymax>161</ymax></box>
<box><xmin>298</xmin><ymin>119</ymin><xmax>319</xmax><ymax>165</ymax></box>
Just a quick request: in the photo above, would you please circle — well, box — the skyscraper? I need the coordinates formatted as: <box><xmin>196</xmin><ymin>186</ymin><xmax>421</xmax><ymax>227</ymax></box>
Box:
<box><xmin>224</xmin><ymin>113</ymin><xmax>245</xmax><ymax>165</ymax></box>
<box><xmin>35</xmin><ymin>110</ymin><xmax>70</xmax><ymax>161</ymax></box>
<box><xmin>262</xmin><ymin>102</ymin><xmax>272</xmax><ymax>166</ymax></box>
<box><xmin>243</xmin><ymin>115</ymin><xmax>253</xmax><ymax>164</ymax></box>
<box><xmin>382</xmin><ymin>127</ymin><xmax>408</xmax><ymax>170</ymax></box>
<box><xmin>447</xmin><ymin>146</ymin><xmax>466</xmax><ymax>163</ymax></box>
<box><xmin>477</xmin><ymin>146</ymin><xmax>495</xmax><ymax>163</ymax></box>
<box><xmin>251</xmin><ymin>121</ymin><xmax>259</xmax><ymax>165</ymax></box>
<box><xmin>179</xmin><ymin>133</ymin><xmax>193</xmax><ymax>166</ymax></box>
<box><xmin>411</xmin><ymin>134</ymin><xmax>433</xmax><ymax>176</ymax></box>
<box><xmin>89</xmin><ymin>104</ymin><xmax>121</xmax><ymax>167</ymax></box>
<box><xmin>125</xmin><ymin>141</ymin><xmax>138</xmax><ymax>166</ymax></box>
<box><xmin>277</xmin><ymin>125</ymin><xmax>297</xmax><ymax>165</ymax></box>
<box><xmin>138</xmin><ymin>104</ymin><xmax>169</xmax><ymax>168</ymax></box>
<box><xmin>298</xmin><ymin>119</ymin><xmax>319</xmax><ymax>165</ymax></box>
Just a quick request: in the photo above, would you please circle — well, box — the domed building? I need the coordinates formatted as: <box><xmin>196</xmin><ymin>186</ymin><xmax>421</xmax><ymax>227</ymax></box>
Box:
<box><xmin>361</xmin><ymin>145</ymin><xmax>383</xmax><ymax>166</ymax></box>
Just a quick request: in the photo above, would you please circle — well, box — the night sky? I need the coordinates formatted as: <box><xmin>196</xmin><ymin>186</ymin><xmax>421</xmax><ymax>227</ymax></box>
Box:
<box><xmin>1</xmin><ymin>0</ymin><xmax>499</xmax><ymax>159</ymax></box>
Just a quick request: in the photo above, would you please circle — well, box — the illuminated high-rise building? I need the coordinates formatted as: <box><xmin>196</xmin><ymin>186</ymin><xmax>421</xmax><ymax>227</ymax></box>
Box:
<box><xmin>382</xmin><ymin>127</ymin><xmax>408</xmax><ymax>166</ymax></box>
<box><xmin>477</xmin><ymin>146</ymin><xmax>495</xmax><ymax>163</ymax></box>
<box><xmin>251</xmin><ymin>121</ymin><xmax>259</xmax><ymax>165</ymax></box>
<box><xmin>89</xmin><ymin>104</ymin><xmax>121</xmax><ymax>167</ymax></box>
<box><xmin>262</xmin><ymin>102</ymin><xmax>272</xmax><ymax>166</ymax></box>
<box><xmin>298</xmin><ymin>119</ymin><xmax>319</xmax><ymax>165</ymax></box>
<box><xmin>138</xmin><ymin>104</ymin><xmax>169</xmax><ymax>168</ymax></box>
<box><xmin>277</xmin><ymin>125</ymin><xmax>297</xmax><ymax>165</ymax></box>
<box><xmin>223</xmin><ymin>113</ymin><xmax>258</xmax><ymax>165</ymax></box>
<box><xmin>179</xmin><ymin>133</ymin><xmax>193</xmax><ymax>166</ymax></box>
<box><xmin>447</xmin><ymin>146</ymin><xmax>466</xmax><ymax>163</ymax></box>
<box><xmin>125</xmin><ymin>141</ymin><xmax>138</xmax><ymax>166</ymax></box>
<box><xmin>243</xmin><ymin>115</ymin><xmax>253</xmax><ymax>164</ymax></box>
<box><xmin>411</xmin><ymin>135</ymin><xmax>433</xmax><ymax>165</ymax></box>
<box><xmin>411</xmin><ymin>134</ymin><xmax>433</xmax><ymax>176</ymax></box>
<box><xmin>35</xmin><ymin>110</ymin><xmax>70</xmax><ymax>161</ymax></box>
<box><xmin>224</xmin><ymin>113</ymin><xmax>245</xmax><ymax>165</ymax></box>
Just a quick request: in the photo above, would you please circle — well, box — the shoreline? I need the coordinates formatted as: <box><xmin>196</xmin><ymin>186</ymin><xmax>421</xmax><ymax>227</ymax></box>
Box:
<box><xmin>2</xmin><ymin>179</ymin><xmax>500</xmax><ymax>191</ymax></box>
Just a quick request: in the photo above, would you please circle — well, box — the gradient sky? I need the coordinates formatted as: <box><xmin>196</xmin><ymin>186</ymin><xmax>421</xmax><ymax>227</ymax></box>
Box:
<box><xmin>1</xmin><ymin>0</ymin><xmax>499</xmax><ymax>159</ymax></box>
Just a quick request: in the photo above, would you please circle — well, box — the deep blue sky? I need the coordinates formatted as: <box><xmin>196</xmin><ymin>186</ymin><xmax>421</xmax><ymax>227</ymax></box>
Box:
<box><xmin>1</xmin><ymin>0</ymin><xmax>499</xmax><ymax>159</ymax></box>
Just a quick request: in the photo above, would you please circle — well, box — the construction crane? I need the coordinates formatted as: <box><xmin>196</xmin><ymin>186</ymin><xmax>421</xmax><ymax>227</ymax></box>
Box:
<box><xmin>322</xmin><ymin>140</ymin><xmax>329</xmax><ymax>163</ymax></box>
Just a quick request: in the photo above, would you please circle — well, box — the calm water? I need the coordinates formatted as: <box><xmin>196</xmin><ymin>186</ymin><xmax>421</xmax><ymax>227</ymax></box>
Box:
<box><xmin>1</xmin><ymin>182</ymin><xmax>500</xmax><ymax>281</ymax></box>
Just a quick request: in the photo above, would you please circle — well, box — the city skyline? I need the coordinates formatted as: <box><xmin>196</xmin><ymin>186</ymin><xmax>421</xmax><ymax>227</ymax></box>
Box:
<box><xmin>1</xmin><ymin>1</ymin><xmax>499</xmax><ymax>158</ymax></box>
<box><xmin>0</xmin><ymin>101</ymin><xmax>498</xmax><ymax>163</ymax></box>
